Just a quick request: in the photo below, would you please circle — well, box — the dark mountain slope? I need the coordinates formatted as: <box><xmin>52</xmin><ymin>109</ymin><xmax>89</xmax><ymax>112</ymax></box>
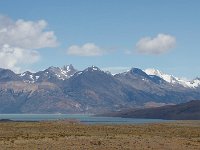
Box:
<box><xmin>113</xmin><ymin>100</ymin><xmax>200</xmax><ymax>120</ymax></box>
<box><xmin>63</xmin><ymin>66</ymin><xmax>154</xmax><ymax>113</ymax></box>
<box><xmin>0</xmin><ymin>68</ymin><xmax>22</xmax><ymax>82</ymax></box>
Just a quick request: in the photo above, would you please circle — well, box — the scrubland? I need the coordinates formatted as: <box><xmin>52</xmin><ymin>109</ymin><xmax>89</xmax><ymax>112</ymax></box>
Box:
<box><xmin>0</xmin><ymin>120</ymin><xmax>200</xmax><ymax>150</ymax></box>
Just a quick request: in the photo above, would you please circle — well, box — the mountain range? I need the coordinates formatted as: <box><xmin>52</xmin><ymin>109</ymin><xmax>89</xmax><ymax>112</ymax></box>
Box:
<box><xmin>0</xmin><ymin>65</ymin><xmax>200</xmax><ymax>114</ymax></box>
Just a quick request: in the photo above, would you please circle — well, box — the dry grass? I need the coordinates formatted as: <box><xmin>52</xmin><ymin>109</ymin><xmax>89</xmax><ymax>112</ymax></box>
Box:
<box><xmin>0</xmin><ymin>120</ymin><xmax>200</xmax><ymax>150</ymax></box>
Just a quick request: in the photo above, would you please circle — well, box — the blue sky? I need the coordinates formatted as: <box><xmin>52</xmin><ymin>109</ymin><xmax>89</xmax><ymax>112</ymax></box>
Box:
<box><xmin>0</xmin><ymin>0</ymin><xmax>199</xmax><ymax>79</ymax></box>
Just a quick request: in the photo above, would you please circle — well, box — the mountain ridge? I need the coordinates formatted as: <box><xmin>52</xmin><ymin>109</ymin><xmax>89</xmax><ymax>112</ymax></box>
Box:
<box><xmin>106</xmin><ymin>100</ymin><xmax>200</xmax><ymax>120</ymax></box>
<box><xmin>0</xmin><ymin>65</ymin><xmax>199</xmax><ymax>114</ymax></box>
<box><xmin>144</xmin><ymin>68</ymin><xmax>200</xmax><ymax>88</ymax></box>
<box><xmin>1</xmin><ymin>65</ymin><xmax>199</xmax><ymax>88</ymax></box>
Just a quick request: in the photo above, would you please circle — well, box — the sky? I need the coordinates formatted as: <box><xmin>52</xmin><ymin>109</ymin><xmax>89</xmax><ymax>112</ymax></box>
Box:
<box><xmin>0</xmin><ymin>0</ymin><xmax>200</xmax><ymax>79</ymax></box>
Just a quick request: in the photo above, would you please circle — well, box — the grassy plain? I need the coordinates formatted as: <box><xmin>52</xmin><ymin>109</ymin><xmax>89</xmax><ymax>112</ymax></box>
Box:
<box><xmin>0</xmin><ymin>120</ymin><xmax>200</xmax><ymax>150</ymax></box>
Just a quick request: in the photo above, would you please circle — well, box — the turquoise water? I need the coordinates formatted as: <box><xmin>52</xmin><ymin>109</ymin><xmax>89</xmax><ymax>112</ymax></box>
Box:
<box><xmin>0</xmin><ymin>114</ymin><xmax>172</xmax><ymax>124</ymax></box>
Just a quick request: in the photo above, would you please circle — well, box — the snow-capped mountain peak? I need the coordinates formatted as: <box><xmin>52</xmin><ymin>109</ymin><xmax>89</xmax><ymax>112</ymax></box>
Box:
<box><xmin>144</xmin><ymin>68</ymin><xmax>176</xmax><ymax>83</ymax></box>
<box><xmin>20</xmin><ymin>65</ymin><xmax>77</xmax><ymax>83</ymax></box>
<box><xmin>42</xmin><ymin>65</ymin><xmax>77</xmax><ymax>80</ymax></box>
<box><xmin>144</xmin><ymin>68</ymin><xmax>200</xmax><ymax>88</ymax></box>
<box><xmin>62</xmin><ymin>64</ymin><xmax>75</xmax><ymax>73</ymax></box>
<box><xmin>84</xmin><ymin>66</ymin><xmax>101</xmax><ymax>72</ymax></box>
<box><xmin>177</xmin><ymin>78</ymin><xmax>200</xmax><ymax>88</ymax></box>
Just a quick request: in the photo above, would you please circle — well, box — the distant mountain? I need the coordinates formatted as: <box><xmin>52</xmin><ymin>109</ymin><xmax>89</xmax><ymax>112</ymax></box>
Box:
<box><xmin>0</xmin><ymin>65</ymin><xmax>200</xmax><ymax>114</ymax></box>
<box><xmin>19</xmin><ymin>64</ymin><xmax>77</xmax><ymax>84</ymax></box>
<box><xmin>63</xmin><ymin>66</ymin><xmax>152</xmax><ymax>113</ymax></box>
<box><xmin>114</xmin><ymin>68</ymin><xmax>200</xmax><ymax>104</ymax></box>
<box><xmin>109</xmin><ymin>100</ymin><xmax>200</xmax><ymax>120</ymax></box>
<box><xmin>0</xmin><ymin>68</ymin><xmax>22</xmax><ymax>82</ymax></box>
<box><xmin>114</xmin><ymin>68</ymin><xmax>169</xmax><ymax>93</ymax></box>
<box><xmin>145</xmin><ymin>68</ymin><xmax>200</xmax><ymax>88</ymax></box>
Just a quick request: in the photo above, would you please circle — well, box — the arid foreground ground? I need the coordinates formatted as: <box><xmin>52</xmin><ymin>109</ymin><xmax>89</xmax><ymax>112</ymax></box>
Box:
<box><xmin>0</xmin><ymin>121</ymin><xmax>200</xmax><ymax>150</ymax></box>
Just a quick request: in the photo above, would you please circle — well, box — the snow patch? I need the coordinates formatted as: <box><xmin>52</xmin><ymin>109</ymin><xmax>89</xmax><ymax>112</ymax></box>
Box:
<box><xmin>20</xmin><ymin>73</ymin><xmax>26</xmax><ymax>76</ymax></box>
<box><xmin>35</xmin><ymin>76</ymin><xmax>39</xmax><ymax>80</ymax></box>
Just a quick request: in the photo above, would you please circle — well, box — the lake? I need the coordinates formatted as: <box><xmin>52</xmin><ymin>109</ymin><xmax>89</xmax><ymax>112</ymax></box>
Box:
<box><xmin>0</xmin><ymin>114</ymin><xmax>172</xmax><ymax>124</ymax></box>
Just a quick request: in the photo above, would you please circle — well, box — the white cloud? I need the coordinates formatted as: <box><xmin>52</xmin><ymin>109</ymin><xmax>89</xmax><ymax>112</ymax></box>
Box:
<box><xmin>102</xmin><ymin>67</ymin><xmax>130</xmax><ymax>75</ymax></box>
<box><xmin>0</xmin><ymin>44</ymin><xmax>40</xmax><ymax>73</ymax></box>
<box><xmin>136</xmin><ymin>33</ymin><xmax>176</xmax><ymax>55</ymax></box>
<box><xmin>0</xmin><ymin>15</ymin><xmax>58</xmax><ymax>49</ymax></box>
<box><xmin>0</xmin><ymin>15</ymin><xmax>58</xmax><ymax>72</ymax></box>
<box><xmin>67</xmin><ymin>43</ymin><xmax>104</xmax><ymax>56</ymax></box>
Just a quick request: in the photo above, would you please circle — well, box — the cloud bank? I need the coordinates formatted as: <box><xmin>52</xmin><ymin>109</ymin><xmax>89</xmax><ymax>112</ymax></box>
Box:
<box><xmin>136</xmin><ymin>33</ymin><xmax>176</xmax><ymax>55</ymax></box>
<box><xmin>0</xmin><ymin>15</ymin><xmax>58</xmax><ymax>72</ymax></box>
<box><xmin>67</xmin><ymin>43</ymin><xmax>104</xmax><ymax>56</ymax></box>
<box><xmin>0</xmin><ymin>44</ymin><xmax>40</xmax><ymax>73</ymax></box>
